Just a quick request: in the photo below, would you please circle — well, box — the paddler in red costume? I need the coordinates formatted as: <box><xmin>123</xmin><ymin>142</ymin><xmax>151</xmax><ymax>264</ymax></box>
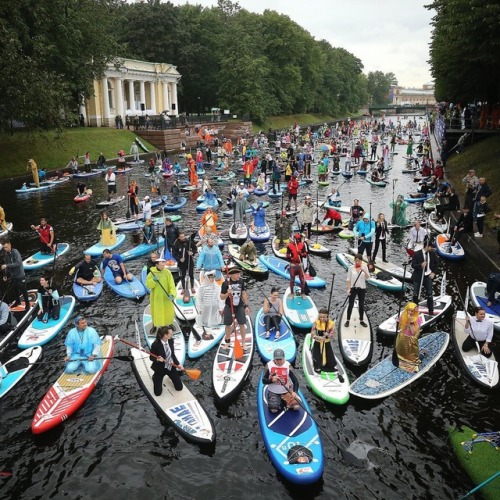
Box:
<box><xmin>286</xmin><ymin>233</ymin><xmax>307</xmax><ymax>299</ymax></box>
<box><xmin>187</xmin><ymin>154</ymin><xmax>198</xmax><ymax>187</ymax></box>
<box><xmin>31</xmin><ymin>217</ymin><xmax>56</xmax><ymax>254</ymax></box>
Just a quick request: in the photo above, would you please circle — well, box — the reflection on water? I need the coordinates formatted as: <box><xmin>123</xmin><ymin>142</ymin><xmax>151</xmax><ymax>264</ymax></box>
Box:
<box><xmin>0</xmin><ymin>120</ymin><xmax>497</xmax><ymax>499</ymax></box>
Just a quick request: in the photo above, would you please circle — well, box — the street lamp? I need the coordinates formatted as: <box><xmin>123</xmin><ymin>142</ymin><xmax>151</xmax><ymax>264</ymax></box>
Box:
<box><xmin>197</xmin><ymin>97</ymin><xmax>200</xmax><ymax>116</ymax></box>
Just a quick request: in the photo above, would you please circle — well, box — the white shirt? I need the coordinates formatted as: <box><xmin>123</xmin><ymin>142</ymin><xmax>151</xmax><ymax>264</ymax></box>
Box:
<box><xmin>465</xmin><ymin>317</ymin><xmax>494</xmax><ymax>343</ymax></box>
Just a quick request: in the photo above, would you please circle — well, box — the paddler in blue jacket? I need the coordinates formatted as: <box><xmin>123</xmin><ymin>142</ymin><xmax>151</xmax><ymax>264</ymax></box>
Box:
<box><xmin>251</xmin><ymin>201</ymin><xmax>266</xmax><ymax>233</ymax></box>
<box><xmin>196</xmin><ymin>237</ymin><xmax>225</xmax><ymax>281</ymax></box>
<box><xmin>64</xmin><ymin>316</ymin><xmax>102</xmax><ymax>374</ymax></box>
<box><xmin>354</xmin><ymin>215</ymin><xmax>375</xmax><ymax>259</ymax></box>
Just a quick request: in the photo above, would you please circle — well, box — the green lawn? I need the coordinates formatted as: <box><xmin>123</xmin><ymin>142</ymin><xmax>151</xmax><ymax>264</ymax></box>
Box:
<box><xmin>0</xmin><ymin>128</ymin><xmax>155</xmax><ymax>178</ymax></box>
<box><xmin>253</xmin><ymin>113</ymin><xmax>344</xmax><ymax>133</ymax></box>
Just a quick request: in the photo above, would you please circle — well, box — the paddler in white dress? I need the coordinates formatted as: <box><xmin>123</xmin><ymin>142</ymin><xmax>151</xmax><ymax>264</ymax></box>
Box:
<box><xmin>196</xmin><ymin>270</ymin><xmax>222</xmax><ymax>328</ymax></box>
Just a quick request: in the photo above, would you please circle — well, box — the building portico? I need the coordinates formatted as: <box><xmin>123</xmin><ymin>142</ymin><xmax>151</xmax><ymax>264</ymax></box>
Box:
<box><xmin>84</xmin><ymin>58</ymin><xmax>181</xmax><ymax>127</ymax></box>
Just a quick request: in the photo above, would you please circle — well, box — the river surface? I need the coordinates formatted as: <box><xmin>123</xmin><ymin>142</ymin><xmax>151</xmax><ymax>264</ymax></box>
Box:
<box><xmin>0</xmin><ymin>117</ymin><xmax>498</xmax><ymax>499</ymax></box>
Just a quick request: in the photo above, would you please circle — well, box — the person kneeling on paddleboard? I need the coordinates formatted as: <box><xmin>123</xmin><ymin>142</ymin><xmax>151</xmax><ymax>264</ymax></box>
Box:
<box><xmin>64</xmin><ymin>316</ymin><xmax>102</xmax><ymax>374</ymax></box>
<box><xmin>262</xmin><ymin>349</ymin><xmax>300</xmax><ymax>414</ymax></box>
<box><xmin>150</xmin><ymin>325</ymin><xmax>184</xmax><ymax>396</ymax></box>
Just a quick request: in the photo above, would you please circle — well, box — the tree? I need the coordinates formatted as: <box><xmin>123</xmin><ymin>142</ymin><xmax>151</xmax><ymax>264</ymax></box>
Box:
<box><xmin>0</xmin><ymin>0</ymin><xmax>123</xmax><ymax>132</ymax></box>
<box><xmin>367</xmin><ymin>71</ymin><xmax>395</xmax><ymax>105</ymax></box>
<box><xmin>427</xmin><ymin>0</ymin><xmax>500</xmax><ymax>103</ymax></box>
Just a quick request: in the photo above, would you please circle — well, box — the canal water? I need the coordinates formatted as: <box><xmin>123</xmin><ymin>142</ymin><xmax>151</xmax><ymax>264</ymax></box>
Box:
<box><xmin>0</xmin><ymin>117</ymin><xmax>498</xmax><ymax>499</ymax></box>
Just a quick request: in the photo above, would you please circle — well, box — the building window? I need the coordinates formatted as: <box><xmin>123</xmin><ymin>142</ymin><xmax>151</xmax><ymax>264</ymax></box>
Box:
<box><xmin>107</xmin><ymin>80</ymin><xmax>114</xmax><ymax>111</ymax></box>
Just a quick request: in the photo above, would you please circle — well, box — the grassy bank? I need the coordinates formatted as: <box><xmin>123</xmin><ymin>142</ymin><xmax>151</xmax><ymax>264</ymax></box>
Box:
<box><xmin>252</xmin><ymin>114</ymin><xmax>339</xmax><ymax>133</ymax></box>
<box><xmin>0</xmin><ymin>128</ymin><xmax>155</xmax><ymax>178</ymax></box>
<box><xmin>444</xmin><ymin>134</ymin><xmax>500</xmax><ymax>230</ymax></box>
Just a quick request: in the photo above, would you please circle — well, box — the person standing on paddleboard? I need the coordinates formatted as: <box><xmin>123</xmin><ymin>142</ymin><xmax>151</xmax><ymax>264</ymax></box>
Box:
<box><xmin>31</xmin><ymin>218</ymin><xmax>56</xmax><ymax>254</ymax></box>
<box><xmin>104</xmin><ymin>168</ymin><xmax>116</xmax><ymax>201</ymax></box>
<box><xmin>146</xmin><ymin>258</ymin><xmax>176</xmax><ymax>335</ymax></box>
<box><xmin>345</xmin><ymin>254</ymin><xmax>369</xmax><ymax>328</ymax></box>
<box><xmin>411</xmin><ymin>237</ymin><xmax>438</xmax><ymax>315</ymax></box>
<box><xmin>220</xmin><ymin>268</ymin><xmax>250</xmax><ymax>349</ymax></box>
<box><xmin>286</xmin><ymin>233</ymin><xmax>308</xmax><ymax>300</ymax></box>
<box><xmin>392</xmin><ymin>302</ymin><xmax>423</xmax><ymax>372</ymax></box>
<box><xmin>1</xmin><ymin>241</ymin><xmax>30</xmax><ymax>310</ymax></box>
<box><xmin>150</xmin><ymin>325</ymin><xmax>184</xmax><ymax>395</ymax></box>
<box><xmin>173</xmin><ymin>232</ymin><xmax>197</xmax><ymax>295</ymax></box>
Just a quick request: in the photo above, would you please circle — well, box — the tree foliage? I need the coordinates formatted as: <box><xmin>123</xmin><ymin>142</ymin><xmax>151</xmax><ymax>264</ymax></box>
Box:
<box><xmin>367</xmin><ymin>71</ymin><xmax>397</xmax><ymax>105</ymax></box>
<box><xmin>427</xmin><ymin>0</ymin><xmax>500</xmax><ymax>103</ymax></box>
<box><xmin>1</xmin><ymin>0</ymin><xmax>404</xmax><ymax>130</ymax></box>
<box><xmin>0</xmin><ymin>0</ymin><xmax>123</xmax><ymax>131</ymax></box>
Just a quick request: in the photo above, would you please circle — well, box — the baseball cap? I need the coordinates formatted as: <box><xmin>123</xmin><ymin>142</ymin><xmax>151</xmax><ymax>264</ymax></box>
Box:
<box><xmin>273</xmin><ymin>348</ymin><xmax>285</xmax><ymax>360</ymax></box>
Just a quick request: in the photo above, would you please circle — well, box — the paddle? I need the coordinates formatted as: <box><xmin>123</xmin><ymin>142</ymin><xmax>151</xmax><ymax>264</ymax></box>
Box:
<box><xmin>124</xmin><ymin>275</ymin><xmax>141</xmax><ymax>301</ymax></box>
<box><xmin>117</xmin><ymin>336</ymin><xmax>201</xmax><ymax>380</ymax></box>
<box><xmin>1</xmin><ymin>276</ymin><xmax>13</xmax><ymax>303</ymax></box>
<box><xmin>271</xmin><ymin>379</ymin><xmax>366</xmax><ymax>468</ymax></box>
<box><xmin>126</xmin><ymin>174</ymin><xmax>131</xmax><ymax>219</ymax></box>
<box><xmin>224</xmin><ymin>267</ymin><xmax>244</xmax><ymax>360</ymax></box>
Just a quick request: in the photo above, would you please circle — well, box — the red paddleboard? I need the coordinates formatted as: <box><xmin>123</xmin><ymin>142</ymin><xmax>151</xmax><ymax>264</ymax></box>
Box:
<box><xmin>31</xmin><ymin>336</ymin><xmax>114</xmax><ymax>434</ymax></box>
<box><xmin>74</xmin><ymin>193</ymin><xmax>90</xmax><ymax>203</ymax></box>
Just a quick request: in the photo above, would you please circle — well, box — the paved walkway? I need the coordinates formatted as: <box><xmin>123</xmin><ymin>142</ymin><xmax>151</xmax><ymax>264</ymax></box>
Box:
<box><xmin>429</xmin><ymin>129</ymin><xmax>500</xmax><ymax>274</ymax></box>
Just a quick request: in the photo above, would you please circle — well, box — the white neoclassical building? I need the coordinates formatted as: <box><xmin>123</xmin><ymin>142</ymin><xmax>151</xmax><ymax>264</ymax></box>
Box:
<box><xmin>84</xmin><ymin>58</ymin><xmax>181</xmax><ymax>127</ymax></box>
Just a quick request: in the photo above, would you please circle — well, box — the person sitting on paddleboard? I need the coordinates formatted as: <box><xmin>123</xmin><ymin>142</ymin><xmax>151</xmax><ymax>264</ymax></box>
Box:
<box><xmin>262</xmin><ymin>348</ymin><xmax>300</xmax><ymax>414</ymax></box>
<box><xmin>37</xmin><ymin>275</ymin><xmax>60</xmax><ymax>323</ymax></box>
<box><xmin>311</xmin><ymin>308</ymin><xmax>344</xmax><ymax>382</ymax></box>
<box><xmin>64</xmin><ymin>316</ymin><xmax>102</xmax><ymax>374</ymax></box>
<box><xmin>69</xmin><ymin>254</ymin><xmax>102</xmax><ymax>292</ymax></box>
<box><xmin>101</xmin><ymin>249</ymin><xmax>133</xmax><ymax>285</ymax></box>
<box><xmin>76</xmin><ymin>181</ymin><xmax>86</xmax><ymax>196</ymax></box>
<box><xmin>150</xmin><ymin>325</ymin><xmax>184</xmax><ymax>395</ymax></box>
<box><xmin>263</xmin><ymin>287</ymin><xmax>284</xmax><ymax>339</ymax></box>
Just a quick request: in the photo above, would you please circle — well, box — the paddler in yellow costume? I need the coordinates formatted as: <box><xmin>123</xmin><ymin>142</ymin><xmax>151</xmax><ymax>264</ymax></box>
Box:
<box><xmin>96</xmin><ymin>211</ymin><xmax>117</xmax><ymax>246</ymax></box>
<box><xmin>392</xmin><ymin>302</ymin><xmax>423</xmax><ymax>372</ymax></box>
<box><xmin>27</xmin><ymin>159</ymin><xmax>40</xmax><ymax>188</ymax></box>
<box><xmin>310</xmin><ymin>308</ymin><xmax>344</xmax><ymax>383</ymax></box>
<box><xmin>146</xmin><ymin>257</ymin><xmax>176</xmax><ymax>334</ymax></box>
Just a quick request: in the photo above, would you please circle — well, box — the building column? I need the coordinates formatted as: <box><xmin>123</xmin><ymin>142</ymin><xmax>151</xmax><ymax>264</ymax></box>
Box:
<box><xmin>162</xmin><ymin>82</ymin><xmax>169</xmax><ymax>114</ymax></box>
<box><xmin>139</xmin><ymin>81</ymin><xmax>146</xmax><ymax>110</ymax></box>
<box><xmin>149</xmin><ymin>81</ymin><xmax>156</xmax><ymax>114</ymax></box>
<box><xmin>171</xmin><ymin>82</ymin><xmax>178</xmax><ymax>115</ymax></box>
<box><xmin>116</xmin><ymin>77</ymin><xmax>124</xmax><ymax>116</ymax></box>
<box><xmin>102</xmin><ymin>77</ymin><xmax>110</xmax><ymax>122</ymax></box>
<box><xmin>128</xmin><ymin>79</ymin><xmax>135</xmax><ymax>111</ymax></box>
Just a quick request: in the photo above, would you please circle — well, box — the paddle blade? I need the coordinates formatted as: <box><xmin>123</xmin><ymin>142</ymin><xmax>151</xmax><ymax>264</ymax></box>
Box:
<box><xmin>233</xmin><ymin>337</ymin><xmax>244</xmax><ymax>360</ymax></box>
<box><xmin>185</xmin><ymin>368</ymin><xmax>201</xmax><ymax>380</ymax></box>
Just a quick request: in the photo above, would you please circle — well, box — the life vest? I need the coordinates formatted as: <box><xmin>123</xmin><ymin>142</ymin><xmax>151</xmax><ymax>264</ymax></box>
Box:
<box><xmin>287</xmin><ymin>241</ymin><xmax>305</xmax><ymax>264</ymax></box>
<box><xmin>39</xmin><ymin>224</ymin><xmax>52</xmax><ymax>244</ymax></box>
